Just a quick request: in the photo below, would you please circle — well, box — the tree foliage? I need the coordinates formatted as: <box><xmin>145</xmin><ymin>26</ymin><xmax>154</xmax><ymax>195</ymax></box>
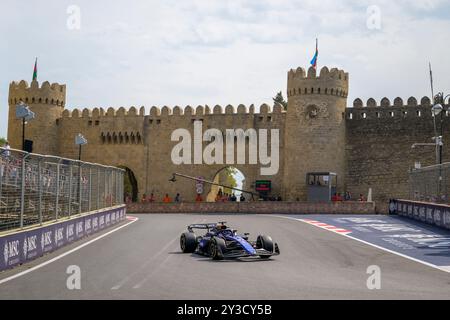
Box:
<box><xmin>273</xmin><ymin>91</ymin><xmax>287</xmax><ymax>110</ymax></box>
<box><xmin>0</xmin><ymin>137</ymin><xmax>6</xmax><ymax>147</ymax></box>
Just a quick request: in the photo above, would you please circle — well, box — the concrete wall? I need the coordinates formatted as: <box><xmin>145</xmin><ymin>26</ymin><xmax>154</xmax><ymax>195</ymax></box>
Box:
<box><xmin>126</xmin><ymin>201</ymin><xmax>376</xmax><ymax>215</ymax></box>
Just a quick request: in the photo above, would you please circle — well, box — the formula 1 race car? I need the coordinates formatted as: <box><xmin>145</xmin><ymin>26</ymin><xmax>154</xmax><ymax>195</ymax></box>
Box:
<box><xmin>180</xmin><ymin>222</ymin><xmax>280</xmax><ymax>260</ymax></box>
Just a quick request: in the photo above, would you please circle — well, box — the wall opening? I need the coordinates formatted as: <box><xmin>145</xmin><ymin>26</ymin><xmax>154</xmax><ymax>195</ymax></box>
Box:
<box><xmin>206</xmin><ymin>167</ymin><xmax>246</xmax><ymax>202</ymax></box>
<box><xmin>118</xmin><ymin>166</ymin><xmax>138</xmax><ymax>202</ymax></box>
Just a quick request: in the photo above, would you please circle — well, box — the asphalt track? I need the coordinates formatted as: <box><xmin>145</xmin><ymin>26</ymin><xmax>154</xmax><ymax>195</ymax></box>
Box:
<box><xmin>0</xmin><ymin>214</ymin><xmax>449</xmax><ymax>300</ymax></box>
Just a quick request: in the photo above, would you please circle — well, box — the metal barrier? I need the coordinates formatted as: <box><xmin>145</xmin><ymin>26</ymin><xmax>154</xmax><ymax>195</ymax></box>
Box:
<box><xmin>0</xmin><ymin>147</ymin><xmax>124</xmax><ymax>231</ymax></box>
<box><xmin>409</xmin><ymin>162</ymin><xmax>450</xmax><ymax>204</ymax></box>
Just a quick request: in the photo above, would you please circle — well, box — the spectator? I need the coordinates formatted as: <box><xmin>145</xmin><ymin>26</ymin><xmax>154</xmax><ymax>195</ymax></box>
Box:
<box><xmin>195</xmin><ymin>194</ymin><xmax>203</xmax><ymax>202</ymax></box>
<box><xmin>344</xmin><ymin>191</ymin><xmax>352</xmax><ymax>201</ymax></box>
<box><xmin>331</xmin><ymin>193</ymin><xmax>338</xmax><ymax>202</ymax></box>
<box><xmin>141</xmin><ymin>193</ymin><xmax>147</xmax><ymax>203</ymax></box>
<box><xmin>148</xmin><ymin>193</ymin><xmax>155</xmax><ymax>202</ymax></box>
<box><xmin>358</xmin><ymin>194</ymin><xmax>366</xmax><ymax>202</ymax></box>
<box><xmin>163</xmin><ymin>194</ymin><xmax>172</xmax><ymax>203</ymax></box>
<box><xmin>240</xmin><ymin>194</ymin><xmax>246</xmax><ymax>202</ymax></box>
<box><xmin>3</xmin><ymin>141</ymin><xmax>10</xmax><ymax>157</ymax></box>
<box><xmin>175</xmin><ymin>193</ymin><xmax>181</xmax><ymax>202</ymax></box>
<box><xmin>277</xmin><ymin>196</ymin><xmax>282</xmax><ymax>201</ymax></box>
<box><xmin>230</xmin><ymin>193</ymin><xmax>237</xmax><ymax>202</ymax></box>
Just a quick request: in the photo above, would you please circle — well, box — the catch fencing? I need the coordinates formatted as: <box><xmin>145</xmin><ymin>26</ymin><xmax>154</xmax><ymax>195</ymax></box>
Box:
<box><xmin>0</xmin><ymin>147</ymin><xmax>124</xmax><ymax>231</ymax></box>
<box><xmin>409</xmin><ymin>162</ymin><xmax>450</xmax><ymax>204</ymax></box>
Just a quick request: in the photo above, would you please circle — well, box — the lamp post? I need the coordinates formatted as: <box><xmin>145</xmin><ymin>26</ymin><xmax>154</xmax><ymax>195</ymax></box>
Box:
<box><xmin>75</xmin><ymin>134</ymin><xmax>87</xmax><ymax>213</ymax></box>
<box><xmin>15</xmin><ymin>102</ymin><xmax>35</xmax><ymax>151</ymax></box>
<box><xmin>431</xmin><ymin>92</ymin><xmax>450</xmax><ymax>202</ymax></box>
<box><xmin>75</xmin><ymin>133</ymin><xmax>88</xmax><ymax>160</ymax></box>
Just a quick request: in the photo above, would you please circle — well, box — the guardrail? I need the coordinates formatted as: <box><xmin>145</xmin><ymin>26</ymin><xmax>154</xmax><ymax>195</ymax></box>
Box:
<box><xmin>0</xmin><ymin>147</ymin><xmax>124</xmax><ymax>232</ymax></box>
<box><xmin>389</xmin><ymin>199</ymin><xmax>450</xmax><ymax>230</ymax></box>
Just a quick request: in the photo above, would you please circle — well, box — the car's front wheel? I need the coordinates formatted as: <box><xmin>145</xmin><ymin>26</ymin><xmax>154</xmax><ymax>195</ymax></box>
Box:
<box><xmin>209</xmin><ymin>237</ymin><xmax>226</xmax><ymax>260</ymax></box>
<box><xmin>180</xmin><ymin>232</ymin><xmax>197</xmax><ymax>253</ymax></box>
<box><xmin>256</xmin><ymin>235</ymin><xmax>274</xmax><ymax>259</ymax></box>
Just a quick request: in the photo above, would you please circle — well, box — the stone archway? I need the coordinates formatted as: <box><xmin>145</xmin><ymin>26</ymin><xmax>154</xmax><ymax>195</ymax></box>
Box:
<box><xmin>206</xmin><ymin>166</ymin><xmax>246</xmax><ymax>202</ymax></box>
<box><xmin>118</xmin><ymin>166</ymin><xmax>138</xmax><ymax>202</ymax></box>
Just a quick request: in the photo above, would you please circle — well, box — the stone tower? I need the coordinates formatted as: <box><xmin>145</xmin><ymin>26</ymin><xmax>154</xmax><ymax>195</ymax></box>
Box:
<box><xmin>8</xmin><ymin>80</ymin><xmax>66</xmax><ymax>155</ymax></box>
<box><xmin>283</xmin><ymin>66</ymin><xmax>349</xmax><ymax>200</ymax></box>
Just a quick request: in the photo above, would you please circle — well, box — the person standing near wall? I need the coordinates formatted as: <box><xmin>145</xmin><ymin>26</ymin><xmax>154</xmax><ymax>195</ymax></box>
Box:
<box><xmin>163</xmin><ymin>194</ymin><xmax>172</xmax><ymax>203</ymax></box>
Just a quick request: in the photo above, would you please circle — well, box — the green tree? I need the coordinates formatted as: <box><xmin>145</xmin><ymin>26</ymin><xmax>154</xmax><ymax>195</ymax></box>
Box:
<box><xmin>273</xmin><ymin>91</ymin><xmax>287</xmax><ymax>110</ymax></box>
<box><xmin>0</xmin><ymin>137</ymin><xmax>6</xmax><ymax>146</ymax></box>
<box><xmin>221</xmin><ymin>167</ymin><xmax>238</xmax><ymax>194</ymax></box>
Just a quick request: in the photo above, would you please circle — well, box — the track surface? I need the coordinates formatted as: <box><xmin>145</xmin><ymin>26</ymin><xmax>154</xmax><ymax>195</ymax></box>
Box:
<box><xmin>0</xmin><ymin>214</ymin><xmax>449</xmax><ymax>300</ymax></box>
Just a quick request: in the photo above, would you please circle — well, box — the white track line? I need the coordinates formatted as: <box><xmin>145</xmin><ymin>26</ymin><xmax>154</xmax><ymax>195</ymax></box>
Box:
<box><xmin>111</xmin><ymin>218</ymin><xmax>207</xmax><ymax>290</ymax></box>
<box><xmin>0</xmin><ymin>216</ymin><xmax>139</xmax><ymax>286</ymax></box>
<box><xmin>268</xmin><ymin>215</ymin><xmax>450</xmax><ymax>274</ymax></box>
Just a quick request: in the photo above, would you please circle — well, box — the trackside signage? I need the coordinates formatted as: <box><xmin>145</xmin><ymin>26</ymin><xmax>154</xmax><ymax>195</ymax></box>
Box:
<box><xmin>390</xmin><ymin>199</ymin><xmax>450</xmax><ymax>231</ymax></box>
<box><xmin>0</xmin><ymin>206</ymin><xmax>126</xmax><ymax>271</ymax></box>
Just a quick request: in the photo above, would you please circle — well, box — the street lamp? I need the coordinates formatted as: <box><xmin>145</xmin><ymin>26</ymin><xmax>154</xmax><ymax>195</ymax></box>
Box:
<box><xmin>75</xmin><ymin>133</ymin><xmax>88</xmax><ymax>160</ymax></box>
<box><xmin>15</xmin><ymin>102</ymin><xmax>35</xmax><ymax>151</ymax></box>
<box><xmin>431</xmin><ymin>93</ymin><xmax>450</xmax><ymax>202</ymax></box>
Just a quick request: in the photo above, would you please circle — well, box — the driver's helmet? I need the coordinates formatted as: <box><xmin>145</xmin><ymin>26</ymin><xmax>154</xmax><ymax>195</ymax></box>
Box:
<box><xmin>216</xmin><ymin>223</ymin><xmax>227</xmax><ymax>230</ymax></box>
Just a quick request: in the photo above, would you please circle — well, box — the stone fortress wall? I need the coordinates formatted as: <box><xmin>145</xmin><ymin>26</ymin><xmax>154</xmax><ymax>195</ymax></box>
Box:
<box><xmin>7</xmin><ymin>65</ymin><xmax>449</xmax><ymax>203</ymax></box>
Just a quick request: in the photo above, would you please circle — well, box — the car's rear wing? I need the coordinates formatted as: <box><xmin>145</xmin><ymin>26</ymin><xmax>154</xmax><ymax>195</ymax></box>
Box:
<box><xmin>187</xmin><ymin>223</ymin><xmax>218</xmax><ymax>232</ymax></box>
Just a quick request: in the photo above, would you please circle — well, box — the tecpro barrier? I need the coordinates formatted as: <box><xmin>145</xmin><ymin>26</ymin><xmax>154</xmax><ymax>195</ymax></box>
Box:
<box><xmin>0</xmin><ymin>205</ymin><xmax>126</xmax><ymax>271</ymax></box>
<box><xmin>390</xmin><ymin>199</ymin><xmax>450</xmax><ymax>231</ymax></box>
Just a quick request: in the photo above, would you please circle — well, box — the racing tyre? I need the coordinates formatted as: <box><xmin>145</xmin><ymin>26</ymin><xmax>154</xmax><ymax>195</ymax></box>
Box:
<box><xmin>209</xmin><ymin>237</ymin><xmax>226</xmax><ymax>260</ymax></box>
<box><xmin>256</xmin><ymin>235</ymin><xmax>274</xmax><ymax>259</ymax></box>
<box><xmin>180</xmin><ymin>232</ymin><xmax>197</xmax><ymax>253</ymax></box>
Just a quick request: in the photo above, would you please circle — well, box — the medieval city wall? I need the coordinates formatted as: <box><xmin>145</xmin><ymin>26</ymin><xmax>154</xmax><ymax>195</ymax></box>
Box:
<box><xmin>8</xmin><ymin>66</ymin><xmax>446</xmax><ymax>204</ymax></box>
<box><xmin>56</xmin><ymin>104</ymin><xmax>286</xmax><ymax>201</ymax></box>
<box><xmin>345</xmin><ymin>96</ymin><xmax>450</xmax><ymax>202</ymax></box>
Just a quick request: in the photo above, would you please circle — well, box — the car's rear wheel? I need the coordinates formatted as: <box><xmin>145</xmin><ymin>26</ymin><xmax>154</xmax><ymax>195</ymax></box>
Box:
<box><xmin>180</xmin><ymin>232</ymin><xmax>197</xmax><ymax>253</ymax></box>
<box><xmin>256</xmin><ymin>235</ymin><xmax>274</xmax><ymax>259</ymax></box>
<box><xmin>209</xmin><ymin>237</ymin><xmax>225</xmax><ymax>260</ymax></box>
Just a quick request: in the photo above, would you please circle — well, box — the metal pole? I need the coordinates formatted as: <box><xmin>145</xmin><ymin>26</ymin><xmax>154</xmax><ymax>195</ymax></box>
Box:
<box><xmin>78</xmin><ymin>145</ymin><xmax>82</xmax><ymax>161</ymax></box>
<box><xmin>104</xmin><ymin>169</ymin><xmax>107</xmax><ymax>208</ymax></box>
<box><xmin>79</xmin><ymin>163</ymin><xmax>82</xmax><ymax>214</ymax></box>
<box><xmin>68</xmin><ymin>165</ymin><xmax>72</xmax><ymax>217</ymax></box>
<box><xmin>22</xmin><ymin>118</ymin><xmax>25</xmax><ymax>151</ymax></box>
<box><xmin>110</xmin><ymin>170</ymin><xmax>113</xmax><ymax>207</ymax></box>
<box><xmin>38</xmin><ymin>159</ymin><xmax>43</xmax><ymax>225</ymax></box>
<box><xmin>19</xmin><ymin>154</ymin><xmax>30</xmax><ymax>229</ymax></box>
<box><xmin>97</xmin><ymin>167</ymin><xmax>100</xmax><ymax>210</ymax></box>
<box><xmin>88</xmin><ymin>167</ymin><xmax>92</xmax><ymax>212</ymax></box>
<box><xmin>55</xmin><ymin>159</ymin><xmax>61</xmax><ymax>220</ymax></box>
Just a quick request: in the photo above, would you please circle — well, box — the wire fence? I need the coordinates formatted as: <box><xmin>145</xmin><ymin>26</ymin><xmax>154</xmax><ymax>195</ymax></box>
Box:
<box><xmin>0</xmin><ymin>147</ymin><xmax>124</xmax><ymax>232</ymax></box>
<box><xmin>409</xmin><ymin>162</ymin><xmax>450</xmax><ymax>204</ymax></box>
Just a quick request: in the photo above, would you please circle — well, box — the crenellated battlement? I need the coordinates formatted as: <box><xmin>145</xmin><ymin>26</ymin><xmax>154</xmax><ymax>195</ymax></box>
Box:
<box><xmin>345</xmin><ymin>96</ymin><xmax>450</xmax><ymax>121</ymax></box>
<box><xmin>287</xmin><ymin>66</ymin><xmax>349</xmax><ymax>98</ymax></box>
<box><xmin>8</xmin><ymin>80</ymin><xmax>66</xmax><ymax>107</ymax></box>
<box><xmin>350</xmin><ymin>96</ymin><xmax>432</xmax><ymax>108</ymax></box>
<box><xmin>60</xmin><ymin>103</ymin><xmax>286</xmax><ymax>119</ymax></box>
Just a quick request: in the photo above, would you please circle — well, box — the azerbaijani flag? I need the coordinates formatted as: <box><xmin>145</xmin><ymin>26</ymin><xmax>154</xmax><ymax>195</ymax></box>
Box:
<box><xmin>32</xmin><ymin>58</ymin><xmax>37</xmax><ymax>81</ymax></box>
<box><xmin>310</xmin><ymin>39</ymin><xmax>318</xmax><ymax>69</ymax></box>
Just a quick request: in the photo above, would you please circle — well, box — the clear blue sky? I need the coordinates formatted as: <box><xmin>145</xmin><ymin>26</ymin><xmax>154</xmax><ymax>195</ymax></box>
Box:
<box><xmin>1</xmin><ymin>0</ymin><xmax>450</xmax><ymax>138</ymax></box>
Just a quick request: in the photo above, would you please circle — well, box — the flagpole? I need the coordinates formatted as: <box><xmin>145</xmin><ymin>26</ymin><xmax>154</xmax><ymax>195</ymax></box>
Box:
<box><xmin>316</xmin><ymin>38</ymin><xmax>318</xmax><ymax>70</ymax></box>
<box><xmin>429</xmin><ymin>62</ymin><xmax>434</xmax><ymax>102</ymax></box>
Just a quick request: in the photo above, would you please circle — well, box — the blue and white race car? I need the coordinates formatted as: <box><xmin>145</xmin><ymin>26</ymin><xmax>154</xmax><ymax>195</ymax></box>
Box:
<box><xmin>180</xmin><ymin>222</ymin><xmax>280</xmax><ymax>260</ymax></box>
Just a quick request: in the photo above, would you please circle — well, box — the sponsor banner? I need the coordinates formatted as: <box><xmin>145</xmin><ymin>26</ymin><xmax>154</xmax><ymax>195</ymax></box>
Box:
<box><xmin>0</xmin><ymin>205</ymin><xmax>126</xmax><ymax>271</ymax></box>
<box><xmin>391</xmin><ymin>200</ymin><xmax>449</xmax><ymax>231</ymax></box>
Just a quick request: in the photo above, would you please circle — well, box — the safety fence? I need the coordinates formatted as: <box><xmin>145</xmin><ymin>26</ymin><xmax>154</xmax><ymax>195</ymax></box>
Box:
<box><xmin>0</xmin><ymin>147</ymin><xmax>124</xmax><ymax>231</ymax></box>
<box><xmin>409</xmin><ymin>163</ymin><xmax>450</xmax><ymax>204</ymax></box>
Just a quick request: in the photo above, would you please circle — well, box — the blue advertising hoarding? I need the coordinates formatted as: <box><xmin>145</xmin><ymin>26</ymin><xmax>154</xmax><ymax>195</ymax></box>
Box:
<box><xmin>0</xmin><ymin>206</ymin><xmax>126</xmax><ymax>271</ymax></box>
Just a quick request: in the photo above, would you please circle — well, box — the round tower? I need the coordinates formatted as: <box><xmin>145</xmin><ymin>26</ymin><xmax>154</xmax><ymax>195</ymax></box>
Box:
<box><xmin>283</xmin><ymin>66</ymin><xmax>349</xmax><ymax>201</ymax></box>
<box><xmin>8</xmin><ymin>80</ymin><xmax>66</xmax><ymax>155</ymax></box>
